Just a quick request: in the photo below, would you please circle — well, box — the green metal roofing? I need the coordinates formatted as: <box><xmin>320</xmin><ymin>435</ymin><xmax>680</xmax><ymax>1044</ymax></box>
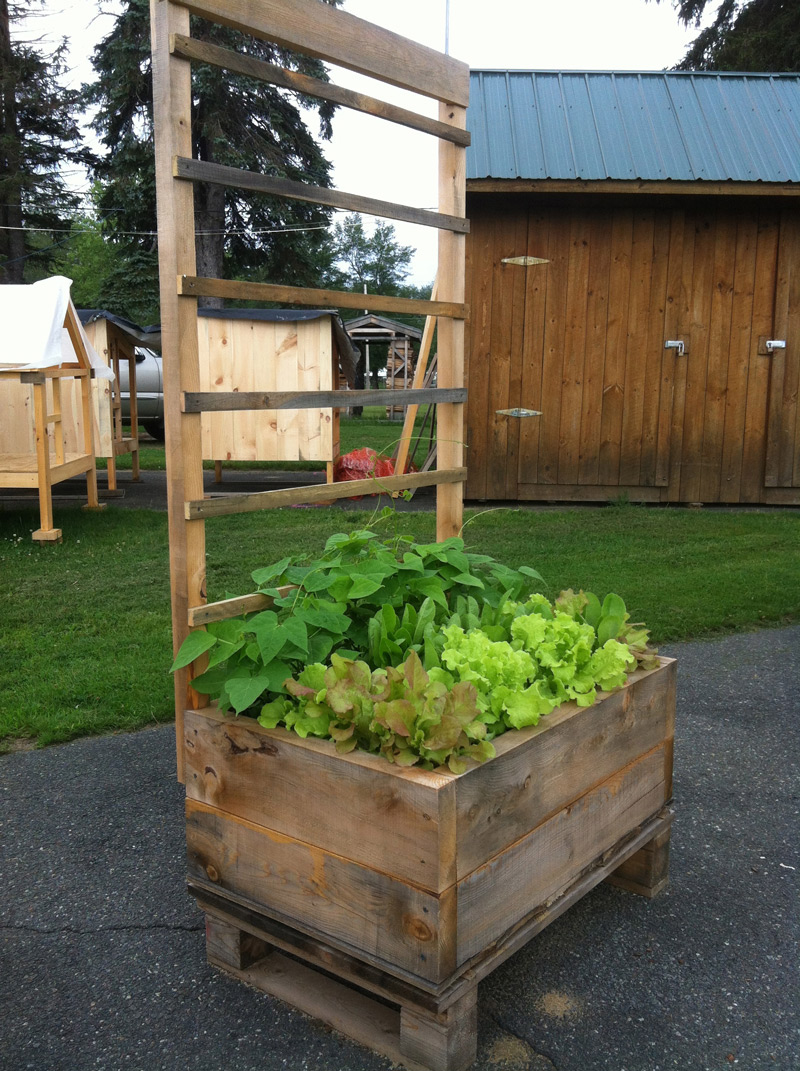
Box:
<box><xmin>467</xmin><ymin>71</ymin><xmax>800</xmax><ymax>184</ymax></box>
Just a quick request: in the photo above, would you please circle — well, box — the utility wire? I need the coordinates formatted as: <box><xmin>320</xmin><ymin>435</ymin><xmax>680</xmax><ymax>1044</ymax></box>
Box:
<box><xmin>0</xmin><ymin>222</ymin><xmax>331</xmax><ymax>237</ymax></box>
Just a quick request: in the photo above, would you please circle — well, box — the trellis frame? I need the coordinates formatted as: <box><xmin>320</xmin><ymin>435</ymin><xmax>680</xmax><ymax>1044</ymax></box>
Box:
<box><xmin>149</xmin><ymin>0</ymin><xmax>469</xmax><ymax>779</ymax></box>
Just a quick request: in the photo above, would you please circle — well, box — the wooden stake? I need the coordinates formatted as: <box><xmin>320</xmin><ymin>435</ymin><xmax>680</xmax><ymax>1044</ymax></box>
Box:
<box><xmin>151</xmin><ymin>0</ymin><xmax>206</xmax><ymax>782</ymax></box>
<box><xmin>436</xmin><ymin>104</ymin><xmax>467</xmax><ymax>540</ymax></box>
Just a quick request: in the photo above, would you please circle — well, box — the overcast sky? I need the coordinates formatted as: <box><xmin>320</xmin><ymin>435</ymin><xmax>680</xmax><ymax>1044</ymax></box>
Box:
<box><xmin>23</xmin><ymin>0</ymin><xmax>702</xmax><ymax>283</ymax></box>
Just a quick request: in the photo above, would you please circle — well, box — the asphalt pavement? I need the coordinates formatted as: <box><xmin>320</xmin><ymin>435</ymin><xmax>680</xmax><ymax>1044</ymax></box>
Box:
<box><xmin>1</xmin><ymin>625</ymin><xmax>798</xmax><ymax>1071</ymax></box>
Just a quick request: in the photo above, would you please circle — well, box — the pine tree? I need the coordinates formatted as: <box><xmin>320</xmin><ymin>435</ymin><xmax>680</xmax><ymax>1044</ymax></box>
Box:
<box><xmin>85</xmin><ymin>0</ymin><xmax>342</xmax><ymax>316</ymax></box>
<box><xmin>667</xmin><ymin>0</ymin><xmax>799</xmax><ymax>72</ymax></box>
<box><xmin>0</xmin><ymin>0</ymin><xmax>93</xmax><ymax>283</ymax></box>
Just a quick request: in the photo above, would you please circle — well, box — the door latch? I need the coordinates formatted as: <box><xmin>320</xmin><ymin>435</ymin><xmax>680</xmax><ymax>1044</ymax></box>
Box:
<box><xmin>495</xmin><ymin>408</ymin><xmax>543</xmax><ymax>418</ymax></box>
<box><xmin>765</xmin><ymin>339</ymin><xmax>786</xmax><ymax>353</ymax></box>
<box><xmin>664</xmin><ymin>340</ymin><xmax>685</xmax><ymax>356</ymax></box>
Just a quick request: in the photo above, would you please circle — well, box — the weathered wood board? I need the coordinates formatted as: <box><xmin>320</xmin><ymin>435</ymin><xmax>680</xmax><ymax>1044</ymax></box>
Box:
<box><xmin>185</xmin><ymin>658</ymin><xmax>676</xmax><ymax>989</ymax></box>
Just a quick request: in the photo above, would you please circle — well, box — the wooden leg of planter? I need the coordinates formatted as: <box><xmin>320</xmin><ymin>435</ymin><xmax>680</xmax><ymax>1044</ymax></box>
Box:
<box><xmin>400</xmin><ymin>987</ymin><xmax>478</xmax><ymax>1071</ymax></box>
<box><xmin>605</xmin><ymin>825</ymin><xmax>671</xmax><ymax>898</ymax></box>
<box><xmin>204</xmin><ymin>912</ymin><xmax>273</xmax><ymax>970</ymax></box>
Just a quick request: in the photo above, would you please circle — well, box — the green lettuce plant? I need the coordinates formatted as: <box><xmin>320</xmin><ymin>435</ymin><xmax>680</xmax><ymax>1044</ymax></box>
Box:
<box><xmin>171</xmin><ymin>528</ymin><xmax>658</xmax><ymax>772</ymax></box>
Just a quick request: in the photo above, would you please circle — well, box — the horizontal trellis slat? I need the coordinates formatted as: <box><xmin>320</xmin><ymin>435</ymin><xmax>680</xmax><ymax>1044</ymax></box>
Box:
<box><xmin>178</xmin><ymin>275</ymin><xmax>467</xmax><ymax>319</ymax></box>
<box><xmin>170</xmin><ymin>35</ymin><xmax>471</xmax><ymax>147</ymax></box>
<box><xmin>174</xmin><ymin>0</ymin><xmax>470</xmax><ymax>105</ymax></box>
<box><xmin>174</xmin><ymin>157</ymin><xmax>470</xmax><ymax>234</ymax></box>
<box><xmin>182</xmin><ymin>387</ymin><xmax>466</xmax><ymax>413</ymax></box>
<box><xmin>185</xmin><ymin>467</ymin><xmax>468</xmax><ymax>520</ymax></box>
<box><xmin>188</xmin><ymin>583</ymin><xmax>296</xmax><ymax>627</ymax></box>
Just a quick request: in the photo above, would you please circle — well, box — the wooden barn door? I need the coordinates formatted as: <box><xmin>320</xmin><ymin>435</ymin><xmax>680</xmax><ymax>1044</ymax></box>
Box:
<box><xmin>764</xmin><ymin>206</ymin><xmax>800</xmax><ymax>493</ymax></box>
<box><xmin>466</xmin><ymin>195</ymin><xmax>800</xmax><ymax>504</ymax></box>
<box><xmin>466</xmin><ymin>199</ymin><xmax>677</xmax><ymax>500</ymax></box>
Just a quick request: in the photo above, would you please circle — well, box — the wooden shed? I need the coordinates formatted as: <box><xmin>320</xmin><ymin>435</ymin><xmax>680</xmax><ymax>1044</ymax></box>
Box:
<box><xmin>465</xmin><ymin>71</ymin><xmax>800</xmax><ymax>505</ymax></box>
<box><xmin>76</xmin><ymin>310</ymin><xmax>144</xmax><ymax>488</ymax></box>
<box><xmin>197</xmin><ymin>308</ymin><xmax>357</xmax><ymax>478</ymax></box>
<box><xmin>0</xmin><ymin>276</ymin><xmax>104</xmax><ymax>542</ymax></box>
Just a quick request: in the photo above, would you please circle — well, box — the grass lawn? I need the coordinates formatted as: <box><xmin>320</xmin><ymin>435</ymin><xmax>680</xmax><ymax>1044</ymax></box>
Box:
<box><xmin>1</xmin><ymin>501</ymin><xmax>798</xmax><ymax>752</ymax></box>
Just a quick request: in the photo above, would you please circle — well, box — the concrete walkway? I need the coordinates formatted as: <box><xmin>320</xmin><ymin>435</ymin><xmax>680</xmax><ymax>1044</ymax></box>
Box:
<box><xmin>1</xmin><ymin>626</ymin><xmax>798</xmax><ymax>1071</ymax></box>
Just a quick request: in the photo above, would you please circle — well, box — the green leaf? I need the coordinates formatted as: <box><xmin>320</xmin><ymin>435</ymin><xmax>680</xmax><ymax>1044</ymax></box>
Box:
<box><xmin>297</xmin><ymin>607</ymin><xmax>351</xmax><ymax>633</ymax></box>
<box><xmin>206</xmin><ymin>637</ymin><xmax>246</xmax><ymax>669</ymax></box>
<box><xmin>170</xmin><ymin>630</ymin><xmax>218</xmax><ymax>672</ymax></box>
<box><xmin>295</xmin><ymin>570</ymin><xmax>332</xmax><ymax>594</ymax></box>
<box><xmin>597</xmin><ymin>615</ymin><xmax>624</xmax><ymax>645</ymax></box>
<box><xmin>263</xmin><ymin>660</ymin><xmax>293</xmax><ymax>694</ymax></box>
<box><xmin>348</xmin><ymin>575</ymin><xmax>384</xmax><ymax>599</ymax></box>
<box><xmin>282</xmin><ymin>617</ymin><xmax>309</xmax><ymax>654</ymax></box>
<box><xmin>382</xmin><ymin>602</ymin><xmax>397</xmax><ymax>637</ymax></box>
<box><xmin>226</xmin><ymin>675</ymin><xmax>272</xmax><ymax>714</ymax></box>
<box><xmin>251</xmin><ymin>557</ymin><xmax>292</xmax><ymax>587</ymax></box>
<box><xmin>583</xmin><ymin>592</ymin><xmax>603</xmax><ymax>629</ymax></box>
<box><xmin>187</xmin><ymin>664</ymin><xmax>229</xmax><ymax>695</ymax></box>
<box><xmin>252</xmin><ymin>618</ymin><xmax>287</xmax><ymax>665</ymax></box>
<box><xmin>601</xmin><ymin>593</ymin><xmax>627</xmax><ymax>621</ymax></box>
<box><xmin>409</xmin><ymin>577</ymin><xmax>448</xmax><ymax>606</ymax></box>
<box><xmin>452</xmin><ymin>571</ymin><xmax>484</xmax><ymax>589</ymax></box>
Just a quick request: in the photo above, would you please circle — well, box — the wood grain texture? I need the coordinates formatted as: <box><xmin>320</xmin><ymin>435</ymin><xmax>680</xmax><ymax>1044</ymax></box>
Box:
<box><xmin>517</xmin><ymin>207</ymin><xmax>550</xmax><ymax>488</ymax></box>
<box><xmin>205</xmin><ymin>912</ymin><xmax>272</xmax><ymax>969</ymax></box>
<box><xmin>577</xmin><ymin>211</ymin><xmax>612</xmax><ymax>486</ymax></box>
<box><xmin>170</xmin><ymin>34</ymin><xmax>470</xmax><ymax>146</ymax></box>
<box><xmin>186</xmin><ymin>798</ymin><xmax>457</xmax><ymax>983</ymax></box>
<box><xmin>209</xmin><ymin>944</ymin><xmax>432</xmax><ymax>1071</ymax></box>
<box><xmin>598</xmin><ymin>208</ymin><xmax>634</xmax><ymax>486</ymax></box>
<box><xmin>184</xmin><ymin>707</ymin><xmax>455</xmax><ymax>891</ymax></box>
<box><xmin>453</xmin><ymin>660</ymin><xmax>676</xmax><ymax>879</ymax></box>
<box><xmin>400</xmin><ymin>988</ymin><xmax>478</xmax><ymax>1071</ymax></box>
<box><xmin>466</xmin><ymin>194</ymin><xmax>800</xmax><ymax>505</ymax></box>
<box><xmin>183</xmin><ymin>386</ymin><xmax>466</xmax><ymax>412</ymax></box>
<box><xmin>467</xmin><ymin>178</ymin><xmax>800</xmax><ymax>198</ymax></box>
<box><xmin>618</xmin><ymin>209</ymin><xmax>655</xmax><ymax>487</ymax></box>
<box><xmin>175</xmin><ymin>0</ymin><xmax>470</xmax><ymax>105</ymax></box>
<box><xmin>185</xmin><ymin>466</ymin><xmax>468</xmax><ymax>519</ymax></box>
<box><xmin>719</xmin><ymin>214</ymin><xmax>758</xmax><ymax>502</ymax></box>
<box><xmin>175</xmin><ymin>157</ymin><xmax>469</xmax><ymax>233</ymax></box>
<box><xmin>537</xmin><ymin>210</ymin><xmax>571</xmax><ymax>485</ymax></box>
<box><xmin>463</xmin><ymin>205</ymin><xmax>495</xmax><ymax>499</ymax></box>
<box><xmin>699</xmin><ymin>215</ymin><xmax>737</xmax><ymax>501</ymax></box>
<box><xmin>196</xmin><ymin>317</ymin><xmax>339</xmax><ymax>463</ymax></box>
<box><xmin>179</xmin><ymin>275</ymin><xmax>465</xmax><ymax>319</ymax></box>
<box><xmin>455</xmin><ymin>744</ymin><xmax>668</xmax><ymax>964</ymax></box>
<box><xmin>435</xmin><ymin>101</ymin><xmax>467</xmax><ymax>541</ymax></box>
<box><xmin>606</xmin><ymin>823</ymin><xmax>671</xmax><ymax>898</ymax></box>
<box><xmin>150</xmin><ymin>0</ymin><xmax>205</xmax><ymax>779</ymax></box>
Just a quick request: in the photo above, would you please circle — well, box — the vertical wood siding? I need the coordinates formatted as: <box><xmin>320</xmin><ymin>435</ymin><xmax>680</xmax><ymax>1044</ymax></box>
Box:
<box><xmin>465</xmin><ymin>194</ymin><xmax>800</xmax><ymax>503</ymax></box>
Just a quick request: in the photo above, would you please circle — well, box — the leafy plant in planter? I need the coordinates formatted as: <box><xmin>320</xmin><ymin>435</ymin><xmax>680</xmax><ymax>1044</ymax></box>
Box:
<box><xmin>172</xmin><ymin>528</ymin><xmax>658</xmax><ymax>772</ymax></box>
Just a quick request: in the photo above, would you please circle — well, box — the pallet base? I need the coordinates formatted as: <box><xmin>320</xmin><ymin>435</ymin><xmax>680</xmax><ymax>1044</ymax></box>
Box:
<box><xmin>193</xmin><ymin>808</ymin><xmax>672</xmax><ymax>1071</ymax></box>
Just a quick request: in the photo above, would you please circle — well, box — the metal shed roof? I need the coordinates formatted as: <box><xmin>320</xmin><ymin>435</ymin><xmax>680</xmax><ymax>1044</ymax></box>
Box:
<box><xmin>467</xmin><ymin>71</ymin><xmax>800</xmax><ymax>184</ymax></box>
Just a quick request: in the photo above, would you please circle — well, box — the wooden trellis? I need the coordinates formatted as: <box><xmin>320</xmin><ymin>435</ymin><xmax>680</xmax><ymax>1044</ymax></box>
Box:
<box><xmin>149</xmin><ymin>0</ymin><xmax>468</xmax><ymax>777</ymax></box>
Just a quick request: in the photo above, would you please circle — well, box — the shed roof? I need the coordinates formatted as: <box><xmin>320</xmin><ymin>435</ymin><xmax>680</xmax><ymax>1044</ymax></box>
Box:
<box><xmin>467</xmin><ymin>71</ymin><xmax>800</xmax><ymax>184</ymax></box>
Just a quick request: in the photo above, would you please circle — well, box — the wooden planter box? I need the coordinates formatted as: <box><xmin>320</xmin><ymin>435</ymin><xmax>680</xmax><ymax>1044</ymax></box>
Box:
<box><xmin>184</xmin><ymin>657</ymin><xmax>676</xmax><ymax>1071</ymax></box>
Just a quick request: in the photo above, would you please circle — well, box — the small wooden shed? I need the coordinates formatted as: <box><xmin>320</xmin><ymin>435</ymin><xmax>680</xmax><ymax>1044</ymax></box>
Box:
<box><xmin>76</xmin><ymin>310</ymin><xmax>144</xmax><ymax>488</ymax></box>
<box><xmin>465</xmin><ymin>71</ymin><xmax>800</xmax><ymax>505</ymax></box>
<box><xmin>0</xmin><ymin>277</ymin><xmax>104</xmax><ymax>542</ymax></box>
<box><xmin>197</xmin><ymin>308</ymin><xmax>357</xmax><ymax>478</ymax></box>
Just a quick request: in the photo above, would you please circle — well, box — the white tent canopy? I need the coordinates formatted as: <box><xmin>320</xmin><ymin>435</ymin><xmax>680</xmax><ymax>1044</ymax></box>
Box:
<box><xmin>0</xmin><ymin>276</ymin><xmax>112</xmax><ymax>379</ymax></box>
